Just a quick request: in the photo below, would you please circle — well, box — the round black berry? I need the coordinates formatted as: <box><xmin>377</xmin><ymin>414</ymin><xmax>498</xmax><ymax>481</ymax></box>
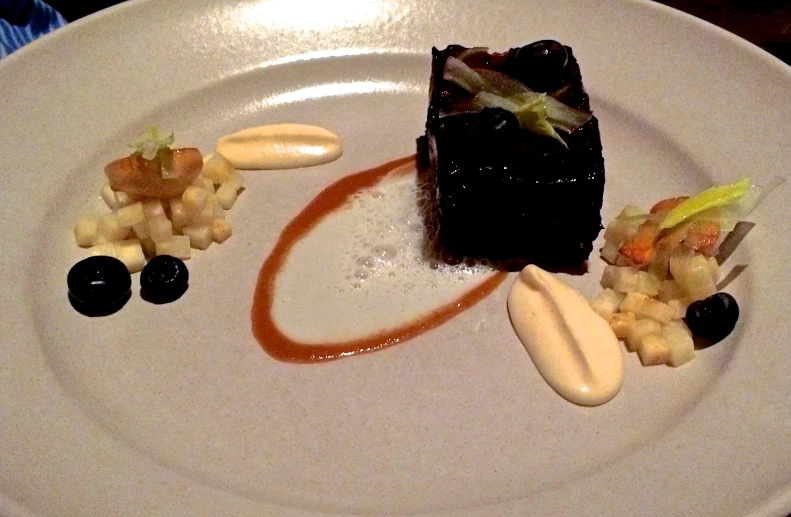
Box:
<box><xmin>140</xmin><ymin>255</ymin><xmax>189</xmax><ymax>304</ymax></box>
<box><xmin>685</xmin><ymin>292</ymin><xmax>740</xmax><ymax>345</ymax></box>
<box><xmin>67</xmin><ymin>256</ymin><xmax>131</xmax><ymax>316</ymax></box>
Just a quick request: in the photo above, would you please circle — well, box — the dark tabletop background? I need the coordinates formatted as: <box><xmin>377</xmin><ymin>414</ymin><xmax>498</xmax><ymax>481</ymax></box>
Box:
<box><xmin>46</xmin><ymin>0</ymin><xmax>791</xmax><ymax>65</ymax></box>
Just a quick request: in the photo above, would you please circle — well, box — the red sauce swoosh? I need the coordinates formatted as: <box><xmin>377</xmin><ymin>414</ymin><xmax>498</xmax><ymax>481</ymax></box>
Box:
<box><xmin>251</xmin><ymin>155</ymin><xmax>508</xmax><ymax>363</ymax></box>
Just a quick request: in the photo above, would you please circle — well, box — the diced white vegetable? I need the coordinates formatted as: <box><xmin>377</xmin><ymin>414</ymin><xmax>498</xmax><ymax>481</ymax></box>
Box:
<box><xmin>148</xmin><ymin>215</ymin><xmax>173</xmax><ymax>243</ymax></box>
<box><xmin>673</xmin><ymin>252</ymin><xmax>717</xmax><ymax>302</ymax></box>
<box><xmin>590</xmin><ymin>289</ymin><xmax>625</xmax><ymax>321</ymax></box>
<box><xmin>603</xmin><ymin>218</ymin><xmax>638</xmax><ymax>248</ymax></box>
<box><xmin>227</xmin><ymin>169</ymin><xmax>245</xmax><ymax>190</ymax></box>
<box><xmin>202</xmin><ymin>152</ymin><xmax>234</xmax><ymax>184</ymax></box>
<box><xmin>74</xmin><ymin>215</ymin><xmax>99</xmax><ymax>247</ymax></box>
<box><xmin>662</xmin><ymin>321</ymin><xmax>696</xmax><ymax>367</ymax></box>
<box><xmin>667</xmin><ymin>299</ymin><xmax>688</xmax><ymax>319</ymax></box>
<box><xmin>142</xmin><ymin>199</ymin><xmax>166</xmax><ymax>219</ymax></box>
<box><xmin>140</xmin><ymin>237</ymin><xmax>157</xmax><ymax>259</ymax></box>
<box><xmin>131</xmin><ymin>219</ymin><xmax>150</xmax><ymax>240</ymax></box>
<box><xmin>619</xmin><ymin>204</ymin><xmax>644</xmax><ymax>219</ymax></box>
<box><xmin>625</xmin><ymin>318</ymin><xmax>662</xmax><ymax>352</ymax></box>
<box><xmin>637</xmin><ymin>334</ymin><xmax>670</xmax><ymax>366</ymax></box>
<box><xmin>155</xmin><ymin>235</ymin><xmax>191</xmax><ymax>260</ymax></box>
<box><xmin>116</xmin><ymin>201</ymin><xmax>146</xmax><ymax>228</ymax></box>
<box><xmin>215</xmin><ymin>181</ymin><xmax>238</xmax><ymax>210</ymax></box>
<box><xmin>100</xmin><ymin>184</ymin><xmax>136</xmax><ymax>210</ymax></box>
<box><xmin>601</xmin><ymin>266</ymin><xmax>660</xmax><ymax>296</ymax></box>
<box><xmin>87</xmin><ymin>242</ymin><xmax>115</xmax><ymax>258</ymax></box>
<box><xmin>169</xmin><ymin>198</ymin><xmax>190</xmax><ymax>230</ymax></box>
<box><xmin>619</xmin><ymin>292</ymin><xmax>675</xmax><ymax>324</ymax></box>
<box><xmin>611</xmin><ymin>312</ymin><xmax>635</xmax><ymax>340</ymax></box>
<box><xmin>91</xmin><ymin>232</ymin><xmax>111</xmax><ymax>246</ymax></box>
<box><xmin>94</xmin><ymin>213</ymin><xmax>130</xmax><ymax>244</ymax></box>
<box><xmin>188</xmin><ymin>196</ymin><xmax>216</xmax><ymax>226</ymax></box>
<box><xmin>213</xmin><ymin>202</ymin><xmax>225</xmax><ymax>220</ymax></box>
<box><xmin>182</xmin><ymin>225</ymin><xmax>213</xmax><ymax>250</ymax></box>
<box><xmin>182</xmin><ymin>185</ymin><xmax>208</xmax><ymax>214</ymax></box>
<box><xmin>114</xmin><ymin>239</ymin><xmax>146</xmax><ymax>273</ymax></box>
<box><xmin>708</xmin><ymin>256</ymin><xmax>720</xmax><ymax>283</ymax></box>
<box><xmin>88</xmin><ymin>239</ymin><xmax>146</xmax><ymax>273</ymax></box>
<box><xmin>658</xmin><ymin>279</ymin><xmax>685</xmax><ymax>302</ymax></box>
<box><xmin>600</xmin><ymin>240</ymin><xmax>620</xmax><ymax>264</ymax></box>
<box><xmin>212</xmin><ymin>219</ymin><xmax>233</xmax><ymax>243</ymax></box>
<box><xmin>192</xmin><ymin>175</ymin><xmax>215</xmax><ymax>193</ymax></box>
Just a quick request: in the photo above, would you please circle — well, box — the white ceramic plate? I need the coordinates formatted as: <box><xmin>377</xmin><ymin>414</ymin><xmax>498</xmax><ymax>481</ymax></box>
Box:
<box><xmin>2</xmin><ymin>1</ymin><xmax>791</xmax><ymax>515</ymax></box>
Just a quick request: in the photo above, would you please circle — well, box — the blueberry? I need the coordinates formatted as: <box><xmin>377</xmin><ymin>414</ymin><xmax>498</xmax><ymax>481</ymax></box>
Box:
<box><xmin>67</xmin><ymin>256</ymin><xmax>131</xmax><ymax>316</ymax></box>
<box><xmin>511</xmin><ymin>40</ymin><xmax>569</xmax><ymax>91</ymax></box>
<box><xmin>514</xmin><ymin>40</ymin><xmax>569</xmax><ymax>72</ymax></box>
<box><xmin>685</xmin><ymin>292</ymin><xmax>740</xmax><ymax>345</ymax></box>
<box><xmin>140</xmin><ymin>255</ymin><xmax>189</xmax><ymax>304</ymax></box>
<box><xmin>478</xmin><ymin>107</ymin><xmax>520</xmax><ymax>136</ymax></box>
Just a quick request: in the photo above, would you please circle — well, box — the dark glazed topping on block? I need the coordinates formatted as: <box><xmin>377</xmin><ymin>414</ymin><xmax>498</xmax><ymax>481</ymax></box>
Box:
<box><xmin>424</xmin><ymin>41</ymin><xmax>605</xmax><ymax>266</ymax></box>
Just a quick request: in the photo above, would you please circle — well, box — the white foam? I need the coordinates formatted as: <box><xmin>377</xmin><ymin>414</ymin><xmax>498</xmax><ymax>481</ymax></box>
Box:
<box><xmin>271</xmin><ymin>169</ymin><xmax>496</xmax><ymax>343</ymax></box>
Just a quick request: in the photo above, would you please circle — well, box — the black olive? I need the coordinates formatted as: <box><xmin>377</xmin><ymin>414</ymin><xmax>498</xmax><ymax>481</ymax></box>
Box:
<box><xmin>140</xmin><ymin>255</ymin><xmax>189</xmax><ymax>304</ymax></box>
<box><xmin>478</xmin><ymin>107</ymin><xmax>520</xmax><ymax>136</ymax></box>
<box><xmin>67</xmin><ymin>256</ymin><xmax>132</xmax><ymax>316</ymax></box>
<box><xmin>685</xmin><ymin>292</ymin><xmax>740</xmax><ymax>346</ymax></box>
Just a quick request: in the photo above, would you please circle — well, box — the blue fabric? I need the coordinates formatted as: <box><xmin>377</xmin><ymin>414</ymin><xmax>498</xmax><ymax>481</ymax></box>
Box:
<box><xmin>0</xmin><ymin>0</ymin><xmax>66</xmax><ymax>59</ymax></box>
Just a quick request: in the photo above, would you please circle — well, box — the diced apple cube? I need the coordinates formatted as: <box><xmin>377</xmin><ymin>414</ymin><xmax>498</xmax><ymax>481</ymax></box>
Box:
<box><xmin>155</xmin><ymin>235</ymin><xmax>191</xmax><ymax>260</ymax></box>
<box><xmin>114</xmin><ymin>239</ymin><xmax>146</xmax><ymax>273</ymax></box>
<box><xmin>140</xmin><ymin>237</ymin><xmax>157</xmax><ymax>259</ymax></box>
<box><xmin>131</xmin><ymin>219</ymin><xmax>150</xmax><ymax>239</ymax></box>
<box><xmin>169</xmin><ymin>198</ymin><xmax>190</xmax><ymax>230</ymax></box>
<box><xmin>89</xmin><ymin>239</ymin><xmax>146</xmax><ymax>273</ymax></box>
<box><xmin>625</xmin><ymin>318</ymin><xmax>662</xmax><ymax>352</ymax></box>
<box><xmin>100</xmin><ymin>184</ymin><xmax>136</xmax><ymax>210</ymax></box>
<box><xmin>88</xmin><ymin>242</ymin><xmax>116</xmax><ymax>258</ymax></box>
<box><xmin>202</xmin><ymin>152</ymin><xmax>234</xmax><ymax>184</ymax></box>
<box><xmin>216</xmin><ymin>181</ymin><xmax>238</xmax><ymax>210</ymax></box>
<box><xmin>142</xmin><ymin>198</ymin><xmax>166</xmax><ymax>219</ymax></box>
<box><xmin>601</xmin><ymin>266</ymin><xmax>660</xmax><ymax>296</ymax></box>
<box><xmin>637</xmin><ymin>334</ymin><xmax>670</xmax><ymax>366</ymax></box>
<box><xmin>187</xmin><ymin>195</ymin><xmax>215</xmax><ymax>226</ymax></box>
<box><xmin>148</xmin><ymin>215</ymin><xmax>173</xmax><ymax>243</ymax></box>
<box><xmin>600</xmin><ymin>240</ymin><xmax>620</xmax><ymax>265</ymax></box>
<box><xmin>590</xmin><ymin>289</ymin><xmax>625</xmax><ymax>321</ymax></box>
<box><xmin>192</xmin><ymin>175</ymin><xmax>215</xmax><ymax>193</ymax></box>
<box><xmin>212</xmin><ymin>219</ymin><xmax>233</xmax><ymax>243</ymax></box>
<box><xmin>610</xmin><ymin>312</ymin><xmax>636</xmax><ymax>340</ymax></box>
<box><xmin>708</xmin><ymin>256</ymin><xmax>720</xmax><ymax>284</ymax></box>
<box><xmin>619</xmin><ymin>292</ymin><xmax>675</xmax><ymax>324</ymax></box>
<box><xmin>94</xmin><ymin>213</ymin><xmax>130</xmax><ymax>243</ymax></box>
<box><xmin>667</xmin><ymin>299</ymin><xmax>688</xmax><ymax>319</ymax></box>
<box><xmin>662</xmin><ymin>321</ymin><xmax>696</xmax><ymax>367</ymax></box>
<box><xmin>182</xmin><ymin>225</ymin><xmax>212</xmax><ymax>250</ymax></box>
<box><xmin>74</xmin><ymin>215</ymin><xmax>99</xmax><ymax>247</ymax></box>
<box><xmin>227</xmin><ymin>169</ymin><xmax>245</xmax><ymax>190</ymax></box>
<box><xmin>182</xmin><ymin>185</ymin><xmax>208</xmax><ymax>214</ymax></box>
<box><xmin>116</xmin><ymin>201</ymin><xmax>146</xmax><ymax>227</ymax></box>
<box><xmin>213</xmin><ymin>201</ymin><xmax>225</xmax><ymax>220</ymax></box>
<box><xmin>658</xmin><ymin>279</ymin><xmax>685</xmax><ymax>302</ymax></box>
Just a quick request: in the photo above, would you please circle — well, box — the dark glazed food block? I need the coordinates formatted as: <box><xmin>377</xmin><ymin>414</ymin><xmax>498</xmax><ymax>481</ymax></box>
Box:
<box><xmin>424</xmin><ymin>41</ymin><xmax>605</xmax><ymax>266</ymax></box>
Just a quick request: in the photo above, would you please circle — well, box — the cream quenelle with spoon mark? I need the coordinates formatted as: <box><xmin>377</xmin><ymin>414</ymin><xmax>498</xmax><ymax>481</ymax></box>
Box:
<box><xmin>216</xmin><ymin>124</ymin><xmax>343</xmax><ymax>170</ymax></box>
<box><xmin>507</xmin><ymin>265</ymin><xmax>624</xmax><ymax>406</ymax></box>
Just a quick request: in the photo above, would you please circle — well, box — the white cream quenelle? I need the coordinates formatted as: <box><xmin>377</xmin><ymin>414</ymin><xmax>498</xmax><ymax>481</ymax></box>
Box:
<box><xmin>507</xmin><ymin>265</ymin><xmax>624</xmax><ymax>406</ymax></box>
<box><xmin>216</xmin><ymin>124</ymin><xmax>343</xmax><ymax>170</ymax></box>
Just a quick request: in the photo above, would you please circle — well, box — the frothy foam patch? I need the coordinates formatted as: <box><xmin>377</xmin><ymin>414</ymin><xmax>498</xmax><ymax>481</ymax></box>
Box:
<box><xmin>271</xmin><ymin>170</ymin><xmax>496</xmax><ymax>343</ymax></box>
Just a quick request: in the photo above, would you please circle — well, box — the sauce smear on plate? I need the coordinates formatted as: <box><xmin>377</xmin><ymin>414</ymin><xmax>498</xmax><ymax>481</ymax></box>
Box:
<box><xmin>251</xmin><ymin>155</ymin><xmax>507</xmax><ymax>363</ymax></box>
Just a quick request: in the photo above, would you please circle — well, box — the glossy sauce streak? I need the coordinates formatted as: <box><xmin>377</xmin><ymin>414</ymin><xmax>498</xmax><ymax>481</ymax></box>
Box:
<box><xmin>251</xmin><ymin>155</ymin><xmax>507</xmax><ymax>363</ymax></box>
